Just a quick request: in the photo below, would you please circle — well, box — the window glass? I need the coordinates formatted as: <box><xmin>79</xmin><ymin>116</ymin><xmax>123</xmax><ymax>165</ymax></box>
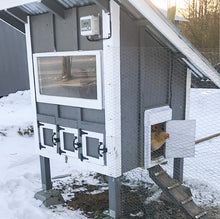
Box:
<box><xmin>37</xmin><ymin>55</ymin><xmax>97</xmax><ymax>99</ymax></box>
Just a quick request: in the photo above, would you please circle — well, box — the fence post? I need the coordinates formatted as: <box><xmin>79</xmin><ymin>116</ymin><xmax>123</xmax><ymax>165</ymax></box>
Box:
<box><xmin>173</xmin><ymin>158</ymin><xmax>184</xmax><ymax>183</ymax></box>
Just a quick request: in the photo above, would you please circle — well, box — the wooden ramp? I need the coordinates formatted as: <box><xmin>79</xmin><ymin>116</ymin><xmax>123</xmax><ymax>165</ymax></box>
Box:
<box><xmin>148</xmin><ymin>165</ymin><xmax>209</xmax><ymax>219</ymax></box>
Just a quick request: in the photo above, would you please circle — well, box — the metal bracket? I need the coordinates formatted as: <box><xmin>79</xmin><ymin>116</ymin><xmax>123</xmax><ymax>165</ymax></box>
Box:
<box><xmin>58</xmin><ymin>147</ymin><xmax>66</xmax><ymax>155</ymax></box>
<box><xmin>79</xmin><ymin>129</ymin><xmax>88</xmax><ymax>137</ymax></box>
<box><xmin>39</xmin><ymin>143</ymin><xmax>46</xmax><ymax>150</ymax></box>
<box><xmin>38</xmin><ymin>121</ymin><xmax>44</xmax><ymax>127</ymax></box>
<box><xmin>80</xmin><ymin>153</ymin><xmax>89</xmax><ymax>162</ymax></box>
<box><xmin>57</xmin><ymin>126</ymin><xmax>65</xmax><ymax>131</ymax></box>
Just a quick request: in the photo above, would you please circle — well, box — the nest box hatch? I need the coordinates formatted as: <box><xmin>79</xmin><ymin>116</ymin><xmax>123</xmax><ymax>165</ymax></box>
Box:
<box><xmin>144</xmin><ymin>106</ymin><xmax>196</xmax><ymax>168</ymax></box>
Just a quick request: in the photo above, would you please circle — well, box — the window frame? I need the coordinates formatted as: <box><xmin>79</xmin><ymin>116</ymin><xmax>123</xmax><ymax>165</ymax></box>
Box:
<box><xmin>33</xmin><ymin>50</ymin><xmax>103</xmax><ymax>109</ymax></box>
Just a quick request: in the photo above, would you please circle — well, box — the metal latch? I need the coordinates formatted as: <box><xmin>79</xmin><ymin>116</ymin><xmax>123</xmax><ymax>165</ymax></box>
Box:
<box><xmin>98</xmin><ymin>142</ymin><xmax>107</xmax><ymax>157</ymax></box>
<box><xmin>52</xmin><ymin>133</ymin><xmax>60</xmax><ymax>145</ymax></box>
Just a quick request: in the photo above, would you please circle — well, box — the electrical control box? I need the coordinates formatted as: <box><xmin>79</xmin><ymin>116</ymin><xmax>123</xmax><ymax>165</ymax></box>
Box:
<box><xmin>80</xmin><ymin>15</ymin><xmax>100</xmax><ymax>36</ymax></box>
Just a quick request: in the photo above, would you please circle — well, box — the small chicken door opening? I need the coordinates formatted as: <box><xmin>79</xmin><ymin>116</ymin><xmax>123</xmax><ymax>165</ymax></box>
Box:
<box><xmin>144</xmin><ymin>106</ymin><xmax>172</xmax><ymax>168</ymax></box>
<box><xmin>151</xmin><ymin>122</ymin><xmax>169</xmax><ymax>162</ymax></box>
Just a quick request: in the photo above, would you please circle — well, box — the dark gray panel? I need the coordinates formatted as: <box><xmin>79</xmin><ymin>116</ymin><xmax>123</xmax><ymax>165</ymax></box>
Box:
<box><xmin>171</xmin><ymin>58</ymin><xmax>186</xmax><ymax>120</ymax></box>
<box><xmin>120</xmin><ymin>10</ymin><xmax>140</xmax><ymax>173</ymax></box>
<box><xmin>0</xmin><ymin>20</ymin><xmax>29</xmax><ymax>96</ymax></box>
<box><xmin>55</xmin><ymin>8</ymin><xmax>78</xmax><ymax>51</ymax></box>
<box><xmin>56</xmin><ymin>118</ymin><xmax>78</xmax><ymax>128</ymax></box>
<box><xmin>80</xmin><ymin>121</ymin><xmax>105</xmax><ymax>133</ymax></box>
<box><xmin>139</xmin><ymin>28</ymin><xmax>171</xmax><ymax>168</ymax></box>
<box><xmin>78</xmin><ymin>5</ymin><xmax>102</xmax><ymax>51</ymax></box>
<box><xmin>58</xmin><ymin>105</ymin><xmax>80</xmax><ymax>120</ymax></box>
<box><xmin>86</xmin><ymin>137</ymin><xmax>99</xmax><ymax>158</ymax></box>
<box><xmin>82</xmin><ymin>108</ymin><xmax>105</xmax><ymax>124</ymax></box>
<box><xmin>43</xmin><ymin>127</ymin><xmax>54</xmax><ymax>146</ymax></box>
<box><xmin>37</xmin><ymin>114</ymin><xmax>56</xmax><ymax>124</ymax></box>
<box><xmin>140</xmin><ymin>28</ymin><xmax>170</xmax><ymax>109</ymax></box>
<box><xmin>31</xmin><ymin>13</ymin><xmax>55</xmax><ymax>53</ymax></box>
<box><xmin>63</xmin><ymin>132</ymin><xmax>76</xmax><ymax>152</ymax></box>
<box><xmin>37</xmin><ymin>102</ymin><xmax>58</xmax><ymax>117</ymax></box>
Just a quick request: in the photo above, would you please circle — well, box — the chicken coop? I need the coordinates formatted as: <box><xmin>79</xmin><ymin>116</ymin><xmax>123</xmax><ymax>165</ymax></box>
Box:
<box><xmin>1</xmin><ymin>0</ymin><xmax>220</xmax><ymax>218</ymax></box>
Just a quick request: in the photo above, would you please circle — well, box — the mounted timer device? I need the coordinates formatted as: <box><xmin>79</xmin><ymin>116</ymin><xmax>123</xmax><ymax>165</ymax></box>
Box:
<box><xmin>80</xmin><ymin>15</ymin><xmax>100</xmax><ymax>36</ymax></box>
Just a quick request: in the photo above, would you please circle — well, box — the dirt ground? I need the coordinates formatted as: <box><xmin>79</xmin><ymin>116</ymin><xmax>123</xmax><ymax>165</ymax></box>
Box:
<box><xmin>54</xmin><ymin>174</ymin><xmax>220</xmax><ymax>219</ymax></box>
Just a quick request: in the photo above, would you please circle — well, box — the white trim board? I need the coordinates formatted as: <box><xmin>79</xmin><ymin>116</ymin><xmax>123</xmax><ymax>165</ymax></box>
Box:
<box><xmin>127</xmin><ymin>0</ymin><xmax>220</xmax><ymax>88</ymax></box>
<box><xmin>103</xmin><ymin>0</ymin><xmax>122</xmax><ymax>178</ymax></box>
<box><xmin>25</xmin><ymin>17</ymin><xmax>40</xmax><ymax>155</ymax></box>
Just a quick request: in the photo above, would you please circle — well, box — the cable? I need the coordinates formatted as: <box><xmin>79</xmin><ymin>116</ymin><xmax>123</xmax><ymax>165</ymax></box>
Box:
<box><xmin>86</xmin><ymin>12</ymin><xmax>112</xmax><ymax>42</ymax></box>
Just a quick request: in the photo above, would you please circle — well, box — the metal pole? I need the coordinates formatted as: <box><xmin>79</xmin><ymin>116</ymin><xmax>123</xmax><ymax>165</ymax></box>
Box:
<box><xmin>108</xmin><ymin>176</ymin><xmax>122</xmax><ymax>218</ymax></box>
<box><xmin>40</xmin><ymin>155</ymin><xmax>52</xmax><ymax>191</ymax></box>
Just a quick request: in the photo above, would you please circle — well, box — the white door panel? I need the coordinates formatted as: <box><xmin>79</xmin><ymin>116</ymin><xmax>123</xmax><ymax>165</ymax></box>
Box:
<box><xmin>166</xmin><ymin>120</ymin><xmax>196</xmax><ymax>158</ymax></box>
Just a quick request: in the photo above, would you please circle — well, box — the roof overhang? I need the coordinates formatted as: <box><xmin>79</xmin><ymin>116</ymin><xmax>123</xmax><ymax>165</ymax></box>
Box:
<box><xmin>0</xmin><ymin>0</ymin><xmax>39</xmax><ymax>11</ymax></box>
<box><xmin>0</xmin><ymin>0</ymin><xmax>109</xmax><ymax>33</ymax></box>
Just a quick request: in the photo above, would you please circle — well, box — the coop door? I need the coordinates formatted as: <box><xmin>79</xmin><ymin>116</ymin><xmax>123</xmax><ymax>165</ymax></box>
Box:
<box><xmin>59</xmin><ymin>127</ymin><xmax>78</xmax><ymax>158</ymax></box>
<box><xmin>165</xmin><ymin>120</ymin><xmax>196</xmax><ymax>158</ymax></box>
<box><xmin>39</xmin><ymin>123</ymin><xmax>57</xmax><ymax>153</ymax></box>
<box><xmin>82</xmin><ymin>131</ymin><xmax>106</xmax><ymax>166</ymax></box>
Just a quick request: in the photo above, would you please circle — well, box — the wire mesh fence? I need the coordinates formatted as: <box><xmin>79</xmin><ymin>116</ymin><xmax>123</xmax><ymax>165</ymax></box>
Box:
<box><xmin>34</xmin><ymin>46</ymin><xmax>220</xmax><ymax>218</ymax></box>
<box><xmin>101</xmin><ymin>47</ymin><xmax>220</xmax><ymax>218</ymax></box>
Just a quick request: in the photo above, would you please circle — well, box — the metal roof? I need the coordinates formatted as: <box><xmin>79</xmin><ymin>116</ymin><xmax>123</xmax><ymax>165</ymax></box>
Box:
<box><xmin>57</xmin><ymin>0</ymin><xmax>94</xmax><ymax>8</ymax></box>
<box><xmin>19</xmin><ymin>0</ymin><xmax>95</xmax><ymax>15</ymax></box>
<box><xmin>20</xmin><ymin>2</ymin><xmax>48</xmax><ymax>15</ymax></box>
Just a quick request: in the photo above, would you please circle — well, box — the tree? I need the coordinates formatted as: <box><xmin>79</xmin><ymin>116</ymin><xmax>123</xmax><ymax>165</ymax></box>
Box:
<box><xmin>178</xmin><ymin>0</ymin><xmax>219</xmax><ymax>65</ymax></box>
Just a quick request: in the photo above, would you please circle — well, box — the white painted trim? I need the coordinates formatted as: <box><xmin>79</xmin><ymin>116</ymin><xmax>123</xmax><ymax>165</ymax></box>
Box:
<box><xmin>144</xmin><ymin>106</ymin><xmax>172</xmax><ymax>168</ymax></box>
<box><xmin>82</xmin><ymin>131</ymin><xmax>105</xmax><ymax>166</ymax></box>
<box><xmin>103</xmin><ymin>0</ymin><xmax>122</xmax><ymax>177</ymax></box>
<box><xmin>185</xmin><ymin>68</ymin><xmax>192</xmax><ymax>119</ymax></box>
<box><xmin>33</xmin><ymin>50</ymin><xmax>103</xmax><ymax>110</ymax></box>
<box><xmin>39</xmin><ymin>123</ymin><xmax>57</xmax><ymax>153</ymax></box>
<box><xmin>127</xmin><ymin>0</ymin><xmax>220</xmax><ymax>88</ymax></box>
<box><xmin>25</xmin><ymin>17</ymin><xmax>40</xmax><ymax>155</ymax></box>
<box><xmin>59</xmin><ymin>127</ymin><xmax>78</xmax><ymax>158</ymax></box>
<box><xmin>39</xmin><ymin>148</ymin><xmax>109</xmax><ymax>175</ymax></box>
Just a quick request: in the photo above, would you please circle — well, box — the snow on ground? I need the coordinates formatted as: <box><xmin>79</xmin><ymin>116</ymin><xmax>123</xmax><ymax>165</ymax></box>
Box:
<box><xmin>0</xmin><ymin>88</ymin><xmax>220</xmax><ymax>218</ymax></box>
<box><xmin>0</xmin><ymin>91</ymin><xmax>87</xmax><ymax>219</ymax></box>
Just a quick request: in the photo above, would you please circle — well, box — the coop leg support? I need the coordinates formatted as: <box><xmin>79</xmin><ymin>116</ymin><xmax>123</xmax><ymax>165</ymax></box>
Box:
<box><xmin>34</xmin><ymin>156</ymin><xmax>64</xmax><ymax>207</ymax></box>
<box><xmin>108</xmin><ymin>176</ymin><xmax>122</xmax><ymax>219</ymax></box>
<box><xmin>173</xmin><ymin>158</ymin><xmax>184</xmax><ymax>183</ymax></box>
<box><xmin>40</xmin><ymin>155</ymin><xmax>52</xmax><ymax>191</ymax></box>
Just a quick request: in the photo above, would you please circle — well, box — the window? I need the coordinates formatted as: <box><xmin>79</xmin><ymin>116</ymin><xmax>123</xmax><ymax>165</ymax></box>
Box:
<box><xmin>33</xmin><ymin>51</ymin><xmax>103</xmax><ymax>109</ymax></box>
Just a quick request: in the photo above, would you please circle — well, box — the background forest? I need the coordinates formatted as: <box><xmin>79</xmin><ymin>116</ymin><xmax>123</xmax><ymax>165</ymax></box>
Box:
<box><xmin>178</xmin><ymin>0</ymin><xmax>219</xmax><ymax>69</ymax></box>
